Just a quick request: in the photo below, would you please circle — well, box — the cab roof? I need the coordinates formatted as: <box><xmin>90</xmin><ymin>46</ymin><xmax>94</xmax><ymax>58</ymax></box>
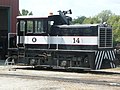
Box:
<box><xmin>17</xmin><ymin>16</ymin><xmax>48</xmax><ymax>19</ymax></box>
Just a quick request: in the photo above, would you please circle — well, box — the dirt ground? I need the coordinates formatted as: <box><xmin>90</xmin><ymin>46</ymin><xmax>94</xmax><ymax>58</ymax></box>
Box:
<box><xmin>0</xmin><ymin>66</ymin><xmax>120</xmax><ymax>90</ymax></box>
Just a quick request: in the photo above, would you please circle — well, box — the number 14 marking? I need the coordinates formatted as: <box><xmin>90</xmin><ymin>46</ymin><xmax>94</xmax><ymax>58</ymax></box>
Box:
<box><xmin>73</xmin><ymin>38</ymin><xmax>80</xmax><ymax>43</ymax></box>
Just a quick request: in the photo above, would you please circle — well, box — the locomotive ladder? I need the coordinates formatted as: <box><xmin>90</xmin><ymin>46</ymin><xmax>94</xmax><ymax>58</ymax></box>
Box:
<box><xmin>95</xmin><ymin>50</ymin><xmax>116</xmax><ymax>69</ymax></box>
<box><xmin>17</xmin><ymin>31</ymin><xmax>26</xmax><ymax>63</ymax></box>
<box><xmin>17</xmin><ymin>43</ymin><xmax>26</xmax><ymax>65</ymax></box>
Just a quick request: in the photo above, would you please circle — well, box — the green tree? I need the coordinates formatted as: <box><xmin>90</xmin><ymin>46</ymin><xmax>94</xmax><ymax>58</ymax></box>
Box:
<box><xmin>96</xmin><ymin>10</ymin><xmax>113</xmax><ymax>23</ymax></box>
<box><xmin>19</xmin><ymin>9</ymin><xmax>33</xmax><ymax>16</ymax></box>
<box><xmin>83</xmin><ymin>17</ymin><xmax>92</xmax><ymax>24</ymax></box>
<box><xmin>107</xmin><ymin>15</ymin><xmax>120</xmax><ymax>44</ymax></box>
<box><xmin>72</xmin><ymin>16</ymin><xmax>86</xmax><ymax>24</ymax></box>
<box><xmin>83</xmin><ymin>17</ymin><xmax>101</xmax><ymax>24</ymax></box>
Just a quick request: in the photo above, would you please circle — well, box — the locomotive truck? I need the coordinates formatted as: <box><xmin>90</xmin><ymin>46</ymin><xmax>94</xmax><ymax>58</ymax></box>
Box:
<box><xmin>8</xmin><ymin>10</ymin><xmax>116</xmax><ymax>70</ymax></box>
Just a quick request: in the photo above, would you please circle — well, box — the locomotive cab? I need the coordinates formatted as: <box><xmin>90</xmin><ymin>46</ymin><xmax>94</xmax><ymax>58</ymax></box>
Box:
<box><xmin>16</xmin><ymin>16</ymin><xmax>53</xmax><ymax>48</ymax></box>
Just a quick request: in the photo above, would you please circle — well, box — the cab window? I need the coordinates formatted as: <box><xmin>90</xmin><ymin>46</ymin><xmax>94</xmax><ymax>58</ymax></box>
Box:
<box><xmin>35</xmin><ymin>20</ymin><xmax>44</xmax><ymax>33</ymax></box>
<box><xmin>27</xmin><ymin>21</ymin><xmax>33</xmax><ymax>33</ymax></box>
<box><xmin>20</xmin><ymin>20</ymin><xmax>25</xmax><ymax>32</ymax></box>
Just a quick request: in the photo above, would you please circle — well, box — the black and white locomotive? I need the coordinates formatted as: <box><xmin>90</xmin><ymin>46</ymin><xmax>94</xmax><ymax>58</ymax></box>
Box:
<box><xmin>8</xmin><ymin>10</ymin><xmax>116</xmax><ymax>70</ymax></box>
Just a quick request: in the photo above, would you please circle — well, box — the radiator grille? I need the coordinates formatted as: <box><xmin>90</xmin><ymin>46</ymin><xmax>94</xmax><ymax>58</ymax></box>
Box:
<box><xmin>99</xmin><ymin>27</ymin><xmax>112</xmax><ymax>48</ymax></box>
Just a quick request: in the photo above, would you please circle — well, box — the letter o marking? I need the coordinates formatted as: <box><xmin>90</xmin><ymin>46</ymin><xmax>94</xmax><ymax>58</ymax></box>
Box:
<box><xmin>32</xmin><ymin>37</ymin><xmax>37</xmax><ymax>42</ymax></box>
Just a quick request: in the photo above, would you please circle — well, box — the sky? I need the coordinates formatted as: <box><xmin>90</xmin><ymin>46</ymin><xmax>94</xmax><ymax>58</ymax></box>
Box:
<box><xmin>20</xmin><ymin>0</ymin><xmax>120</xmax><ymax>18</ymax></box>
